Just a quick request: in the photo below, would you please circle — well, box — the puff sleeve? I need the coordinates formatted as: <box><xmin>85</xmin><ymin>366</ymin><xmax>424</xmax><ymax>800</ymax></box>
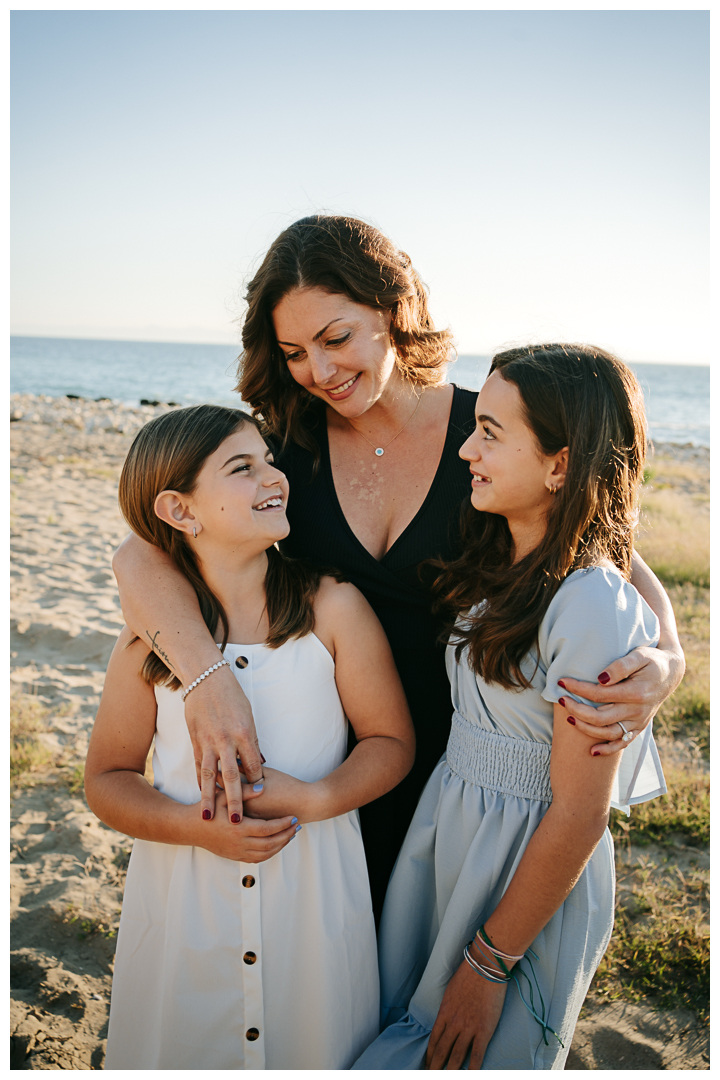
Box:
<box><xmin>538</xmin><ymin>567</ymin><xmax>666</xmax><ymax>814</ymax></box>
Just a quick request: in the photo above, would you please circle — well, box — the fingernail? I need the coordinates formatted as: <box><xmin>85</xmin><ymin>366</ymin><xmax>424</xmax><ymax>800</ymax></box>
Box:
<box><xmin>253</xmin><ymin>783</ymin><xmax>264</xmax><ymax>793</ymax></box>
<box><xmin>557</xmin><ymin>680</ymin><xmax>567</xmax><ymax>690</ymax></box>
<box><xmin>558</xmin><ymin>697</ymin><xmax>566</xmax><ymax>708</ymax></box>
<box><xmin>260</xmin><ymin>753</ymin><xmax>267</xmax><ymax>764</ymax></box>
<box><xmin>231</xmin><ymin>813</ymin><xmax>241</xmax><ymax>823</ymax></box>
<box><xmin>291</xmin><ymin>817</ymin><xmax>298</xmax><ymax>825</ymax></box>
<box><xmin>202</xmin><ymin>809</ymin><xmax>211</xmax><ymax>820</ymax></box>
<box><xmin>567</xmin><ymin>716</ymin><xmax>576</xmax><ymax>726</ymax></box>
<box><xmin>592</xmin><ymin>750</ymin><xmax>601</xmax><ymax>757</ymax></box>
<box><xmin>295</xmin><ymin>824</ymin><xmax>302</xmax><ymax>832</ymax></box>
<box><xmin>598</xmin><ymin>672</ymin><xmax>610</xmax><ymax>684</ymax></box>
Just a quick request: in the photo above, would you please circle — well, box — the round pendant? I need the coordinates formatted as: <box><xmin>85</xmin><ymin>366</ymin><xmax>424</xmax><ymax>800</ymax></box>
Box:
<box><xmin>375</xmin><ymin>447</ymin><xmax>384</xmax><ymax>456</ymax></box>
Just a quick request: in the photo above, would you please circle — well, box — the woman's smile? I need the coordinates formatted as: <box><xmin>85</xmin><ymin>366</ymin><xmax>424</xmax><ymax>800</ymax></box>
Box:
<box><xmin>272</xmin><ymin>288</ymin><xmax>399</xmax><ymax>417</ymax></box>
<box><xmin>325</xmin><ymin>373</ymin><xmax>361</xmax><ymax>400</ymax></box>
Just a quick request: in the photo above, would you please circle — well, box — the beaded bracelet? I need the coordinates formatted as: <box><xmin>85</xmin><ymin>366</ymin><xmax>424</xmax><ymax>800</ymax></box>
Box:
<box><xmin>181</xmin><ymin>659</ymin><xmax>230</xmax><ymax>701</ymax></box>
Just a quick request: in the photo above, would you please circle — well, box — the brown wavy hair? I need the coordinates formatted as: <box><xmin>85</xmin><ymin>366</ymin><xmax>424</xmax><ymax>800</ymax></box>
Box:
<box><xmin>432</xmin><ymin>343</ymin><xmax>647</xmax><ymax>690</ymax></box>
<box><xmin>118</xmin><ymin>404</ymin><xmax>323</xmax><ymax>689</ymax></box>
<box><xmin>237</xmin><ymin>214</ymin><xmax>454</xmax><ymax>459</ymax></box>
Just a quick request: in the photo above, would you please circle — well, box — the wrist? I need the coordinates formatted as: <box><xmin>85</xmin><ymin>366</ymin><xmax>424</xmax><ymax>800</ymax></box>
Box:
<box><xmin>177</xmin><ymin>642</ymin><xmax>227</xmax><ymax>686</ymax></box>
<box><xmin>300</xmin><ymin>778</ymin><xmax>330</xmax><ymax>822</ymax></box>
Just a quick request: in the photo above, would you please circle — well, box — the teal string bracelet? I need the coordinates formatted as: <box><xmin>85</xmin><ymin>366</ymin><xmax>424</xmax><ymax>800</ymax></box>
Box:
<box><xmin>465</xmin><ymin>927</ymin><xmax>564</xmax><ymax>1049</ymax></box>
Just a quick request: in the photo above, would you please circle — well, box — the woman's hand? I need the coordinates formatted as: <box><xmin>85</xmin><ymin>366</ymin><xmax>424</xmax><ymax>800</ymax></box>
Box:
<box><xmin>558</xmin><ymin>643</ymin><xmax>685</xmax><ymax>756</ymax></box>
<box><xmin>240</xmin><ymin>766</ymin><xmax>317</xmax><ymax>823</ymax></box>
<box><xmin>195</xmin><ymin>790</ymin><xmax>299</xmax><ymax>862</ymax></box>
<box><xmin>426</xmin><ymin>954</ymin><xmax>507</xmax><ymax>1070</ymax></box>
<box><xmin>184</xmin><ymin>664</ymin><xmax>265</xmax><ymax>822</ymax></box>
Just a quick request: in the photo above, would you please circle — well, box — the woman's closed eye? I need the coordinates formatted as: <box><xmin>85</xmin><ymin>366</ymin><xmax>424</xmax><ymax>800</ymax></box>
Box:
<box><xmin>327</xmin><ymin>332</ymin><xmax>351</xmax><ymax>348</ymax></box>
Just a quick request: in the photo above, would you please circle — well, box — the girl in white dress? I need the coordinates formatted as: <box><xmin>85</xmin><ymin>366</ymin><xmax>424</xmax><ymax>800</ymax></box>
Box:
<box><xmin>84</xmin><ymin>405</ymin><xmax>415</xmax><ymax>1071</ymax></box>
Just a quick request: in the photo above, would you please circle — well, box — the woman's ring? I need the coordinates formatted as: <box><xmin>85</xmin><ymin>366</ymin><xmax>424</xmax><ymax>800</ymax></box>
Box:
<box><xmin>617</xmin><ymin>721</ymin><xmax>634</xmax><ymax>743</ymax></box>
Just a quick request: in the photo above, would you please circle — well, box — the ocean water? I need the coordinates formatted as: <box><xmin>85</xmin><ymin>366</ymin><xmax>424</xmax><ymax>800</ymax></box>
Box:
<box><xmin>10</xmin><ymin>336</ymin><xmax>710</xmax><ymax>447</ymax></box>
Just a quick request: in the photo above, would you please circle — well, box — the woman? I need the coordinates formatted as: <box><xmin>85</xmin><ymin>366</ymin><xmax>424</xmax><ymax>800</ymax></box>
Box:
<box><xmin>353</xmin><ymin>344</ymin><xmax>666</xmax><ymax>1069</ymax></box>
<box><xmin>113</xmin><ymin>215</ymin><xmax>684</xmax><ymax>916</ymax></box>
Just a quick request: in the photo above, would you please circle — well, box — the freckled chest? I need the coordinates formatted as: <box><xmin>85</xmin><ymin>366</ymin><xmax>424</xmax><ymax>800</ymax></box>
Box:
<box><xmin>327</xmin><ymin>404</ymin><xmax>450</xmax><ymax>561</ymax></box>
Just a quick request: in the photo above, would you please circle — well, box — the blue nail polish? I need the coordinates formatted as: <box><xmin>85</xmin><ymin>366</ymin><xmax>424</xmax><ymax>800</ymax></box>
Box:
<box><xmin>253</xmin><ymin>783</ymin><xmax>264</xmax><ymax>793</ymax></box>
<box><xmin>295</xmin><ymin>824</ymin><xmax>302</xmax><ymax>832</ymax></box>
<box><xmin>291</xmin><ymin>817</ymin><xmax>298</xmax><ymax>825</ymax></box>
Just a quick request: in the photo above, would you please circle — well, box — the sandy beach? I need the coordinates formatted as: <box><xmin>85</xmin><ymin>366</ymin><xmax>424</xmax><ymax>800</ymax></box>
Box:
<box><xmin>10</xmin><ymin>394</ymin><xmax>709</xmax><ymax>1070</ymax></box>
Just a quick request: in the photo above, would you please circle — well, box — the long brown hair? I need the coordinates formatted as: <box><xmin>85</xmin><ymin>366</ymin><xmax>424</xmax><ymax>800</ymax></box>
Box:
<box><xmin>237</xmin><ymin>214</ymin><xmax>454</xmax><ymax>460</ymax></box>
<box><xmin>433</xmin><ymin>343</ymin><xmax>647</xmax><ymax>690</ymax></box>
<box><xmin>118</xmin><ymin>404</ymin><xmax>323</xmax><ymax>689</ymax></box>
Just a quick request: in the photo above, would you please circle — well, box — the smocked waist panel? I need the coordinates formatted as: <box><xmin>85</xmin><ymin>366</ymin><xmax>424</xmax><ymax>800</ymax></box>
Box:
<box><xmin>446</xmin><ymin>710</ymin><xmax>553</xmax><ymax>803</ymax></box>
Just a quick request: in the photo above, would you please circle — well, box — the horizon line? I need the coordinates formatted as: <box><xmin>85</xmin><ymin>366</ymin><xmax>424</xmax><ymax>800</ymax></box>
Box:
<box><xmin>9</xmin><ymin>332</ymin><xmax>710</xmax><ymax>368</ymax></box>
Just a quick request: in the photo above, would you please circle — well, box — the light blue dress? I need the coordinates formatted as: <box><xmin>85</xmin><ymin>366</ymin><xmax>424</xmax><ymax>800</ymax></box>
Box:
<box><xmin>353</xmin><ymin>566</ymin><xmax>666</xmax><ymax>1071</ymax></box>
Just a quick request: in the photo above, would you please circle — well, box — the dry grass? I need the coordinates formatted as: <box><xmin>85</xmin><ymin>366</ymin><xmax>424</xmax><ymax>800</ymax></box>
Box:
<box><xmin>610</xmin><ymin>763</ymin><xmax>709</xmax><ymax>847</ymax></box>
<box><xmin>637</xmin><ymin>460</ymin><xmax>709</xmax><ymax>589</ymax></box>
<box><xmin>594</xmin><ymin>849</ymin><xmax>709</xmax><ymax>1021</ymax></box>
<box><xmin>10</xmin><ymin>693</ymin><xmax>54</xmax><ymax>779</ymax></box>
<box><xmin>591</xmin><ymin>450</ymin><xmax>710</xmax><ymax>1023</ymax></box>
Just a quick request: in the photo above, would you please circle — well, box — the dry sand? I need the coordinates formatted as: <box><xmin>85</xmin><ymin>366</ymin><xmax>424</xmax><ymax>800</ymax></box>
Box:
<box><xmin>9</xmin><ymin>395</ymin><xmax>709</xmax><ymax>1070</ymax></box>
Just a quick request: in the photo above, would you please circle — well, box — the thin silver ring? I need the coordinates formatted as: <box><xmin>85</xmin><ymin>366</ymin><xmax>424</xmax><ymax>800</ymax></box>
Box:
<box><xmin>617</xmin><ymin>720</ymin><xmax>629</xmax><ymax>736</ymax></box>
<box><xmin>617</xmin><ymin>720</ymin><xmax>633</xmax><ymax>743</ymax></box>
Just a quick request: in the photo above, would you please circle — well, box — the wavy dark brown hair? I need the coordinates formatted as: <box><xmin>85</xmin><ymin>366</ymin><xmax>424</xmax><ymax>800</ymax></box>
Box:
<box><xmin>237</xmin><ymin>214</ymin><xmax>454</xmax><ymax>461</ymax></box>
<box><xmin>118</xmin><ymin>404</ymin><xmax>323</xmax><ymax>689</ymax></box>
<box><xmin>432</xmin><ymin>343</ymin><xmax>647</xmax><ymax>690</ymax></box>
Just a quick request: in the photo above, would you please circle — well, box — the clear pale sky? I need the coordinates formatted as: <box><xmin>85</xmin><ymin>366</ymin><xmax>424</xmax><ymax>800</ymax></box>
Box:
<box><xmin>11</xmin><ymin>9</ymin><xmax>709</xmax><ymax>364</ymax></box>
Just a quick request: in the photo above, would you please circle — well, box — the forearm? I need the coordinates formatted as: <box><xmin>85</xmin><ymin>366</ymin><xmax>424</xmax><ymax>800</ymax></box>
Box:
<box><xmin>630</xmin><ymin>551</ymin><xmax>682</xmax><ymax>655</ymax></box>
<box><xmin>113</xmin><ymin>533</ymin><xmax>221</xmax><ymax>683</ymax></box>
<box><xmin>306</xmin><ymin>735</ymin><xmax>414</xmax><ymax>821</ymax></box>
<box><xmin>85</xmin><ymin>769</ymin><xmax>202</xmax><ymax>847</ymax></box>
<box><xmin>483</xmin><ymin>803</ymin><xmax>608</xmax><ymax>961</ymax></box>
<box><xmin>248</xmin><ymin>735</ymin><xmax>414</xmax><ymax>823</ymax></box>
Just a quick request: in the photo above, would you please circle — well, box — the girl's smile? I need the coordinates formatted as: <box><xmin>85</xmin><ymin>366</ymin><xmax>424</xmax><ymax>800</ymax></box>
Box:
<box><xmin>460</xmin><ymin>370</ymin><xmax>568</xmax><ymax>560</ymax></box>
<box><xmin>155</xmin><ymin>425</ymin><xmax>290</xmax><ymax>550</ymax></box>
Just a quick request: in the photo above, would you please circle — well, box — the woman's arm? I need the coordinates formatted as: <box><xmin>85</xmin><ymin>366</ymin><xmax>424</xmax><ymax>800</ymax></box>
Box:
<box><xmin>85</xmin><ymin>629</ymin><xmax>298</xmax><ymax>861</ymax></box>
<box><xmin>426</xmin><ymin>700</ymin><xmax>619</xmax><ymax>1069</ymax></box>
<box><xmin>242</xmin><ymin>579</ymin><xmax>416</xmax><ymax>822</ymax></box>
<box><xmin>112</xmin><ymin>532</ymin><xmax>263</xmax><ymax>822</ymax></box>
<box><xmin>556</xmin><ymin>552</ymin><xmax>684</xmax><ymax>754</ymax></box>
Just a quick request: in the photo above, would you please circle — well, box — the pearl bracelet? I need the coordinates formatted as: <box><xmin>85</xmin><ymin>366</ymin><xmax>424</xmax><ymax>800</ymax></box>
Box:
<box><xmin>181</xmin><ymin>659</ymin><xmax>230</xmax><ymax>701</ymax></box>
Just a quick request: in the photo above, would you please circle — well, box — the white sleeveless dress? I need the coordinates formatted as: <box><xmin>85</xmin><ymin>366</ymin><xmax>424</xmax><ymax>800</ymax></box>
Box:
<box><xmin>104</xmin><ymin>634</ymin><xmax>379</xmax><ymax>1070</ymax></box>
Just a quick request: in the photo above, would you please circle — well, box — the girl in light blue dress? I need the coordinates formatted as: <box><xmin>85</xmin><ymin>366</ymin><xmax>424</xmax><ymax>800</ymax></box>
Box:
<box><xmin>354</xmin><ymin>343</ymin><xmax>667</xmax><ymax>1070</ymax></box>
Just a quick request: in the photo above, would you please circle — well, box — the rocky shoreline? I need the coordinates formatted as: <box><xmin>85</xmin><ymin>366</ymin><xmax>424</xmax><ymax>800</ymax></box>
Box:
<box><xmin>10</xmin><ymin>392</ymin><xmax>710</xmax><ymax>460</ymax></box>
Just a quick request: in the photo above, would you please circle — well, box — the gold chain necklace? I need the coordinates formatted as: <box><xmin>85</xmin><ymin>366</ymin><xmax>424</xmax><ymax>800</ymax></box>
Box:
<box><xmin>349</xmin><ymin>394</ymin><xmax>423</xmax><ymax>457</ymax></box>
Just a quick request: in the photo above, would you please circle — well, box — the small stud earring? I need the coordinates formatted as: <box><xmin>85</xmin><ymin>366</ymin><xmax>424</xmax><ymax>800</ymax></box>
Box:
<box><xmin>192</xmin><ymin>526</ymin><xmax>197</xmax><ymax>538</ymax></box>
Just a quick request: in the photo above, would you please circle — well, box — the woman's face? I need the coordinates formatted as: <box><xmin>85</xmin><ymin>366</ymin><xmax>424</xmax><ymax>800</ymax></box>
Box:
<box><xmin>459</xmin><ymin>371</ymin><xmax>566</xmax><ymax>524</ymax></box>
<box><xmin>272</xmin><ymin>287</ymin><xmax>400</xmax><ymax>416</ymax></box>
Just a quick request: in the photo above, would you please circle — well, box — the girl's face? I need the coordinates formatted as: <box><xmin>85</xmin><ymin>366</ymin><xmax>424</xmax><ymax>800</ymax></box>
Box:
<box><xmin>188</xmin><ymin>424</ymin><xmax>290</xmax><ymax>549</ymax></box>
<box><xmin>460</xmin><ymin>371</ymin><xmax>566</xmax><ymax>526</ymax></box>
<box><xmin>272</xmin><ymin>287</ymin><xmax>400</xmax><ymax>417</ymax></box>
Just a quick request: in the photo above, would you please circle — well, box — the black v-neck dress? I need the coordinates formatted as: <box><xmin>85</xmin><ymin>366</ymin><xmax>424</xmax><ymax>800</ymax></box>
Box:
<box><xmin>276</xmin><ymin>385</ymin><xmax>477</xmax><ymax>917</ymax></box>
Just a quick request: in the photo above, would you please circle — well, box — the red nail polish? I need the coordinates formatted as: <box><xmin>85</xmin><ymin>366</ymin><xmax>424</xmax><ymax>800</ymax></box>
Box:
<box><xmin>567</xmin><ymin>716</ymin><xmax>576</xmax><ymax>726</ymax></box>
<box><xmin>598</xmin><ymin>672</ymin><xmax>610</xmax><ymax>684</ymax></box>
<box><xmin>557</xmin><ymin>680</ymin><xmax>567</xmax><ymax>690</ymax></box>
<box><xmin>202</xmin><ymin>809</ymin><xmax>211</xmax><ymax>820</ymax></box>
<box><xmin>231</xmin><ymin>813</ymin><xmax>241</xmax><ymax>823</ymax></box>
<box><xmin>260</xmin><ymin>753</ymin><xmax>267</xmax><ymax>765</ymax></box>
<box><xmin>558</xmin><ymin>697</ymin><xmax>566</xmax><ymax>708</ymax></box>
<box><xmin>592</xmin><ymin>750</ymin><xmax>601</xmax><ymax>757</ymax></box>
